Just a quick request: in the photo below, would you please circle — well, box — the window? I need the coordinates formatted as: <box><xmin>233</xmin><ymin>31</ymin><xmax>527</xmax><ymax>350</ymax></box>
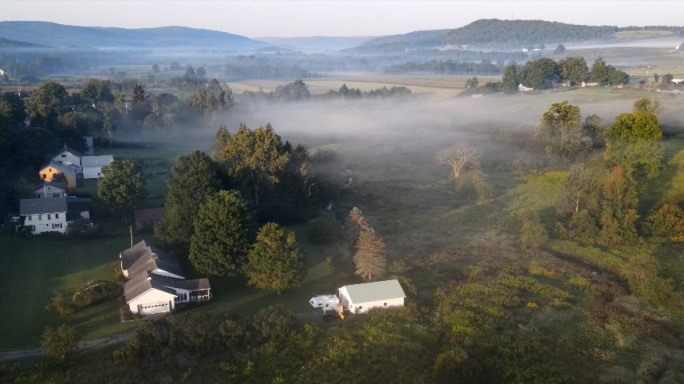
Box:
<box><xmin>55</xmin><ymin>213</ymin><xmax>59</xmax><ymax>219</ymax></box>
<box><xmin>47</xmin><ymin>214</ymin><xmax>51</xmax><ymax>220</ymax></box>
<box><xmin>53</xmin><ymin>193</ymin><xmax>59</xmax><ymax>197</ymax></box>
<box><xmin>42</xmin><ymin>174</ymin><xmax>46</xmax><ymax>179</ymax></box>
<box><xmin>28</xmin><ymin>215</ymin><xmax>32</xmax><ymax>221</ymax></box>
<box><xmin>383</xmin><ymin>303</ymin><xmax>387</xmax><ymax>306</ymax></box>
<box><xmin>38</xmin><ymin>215</ymin><xmax>42</xmax><ymax>221</ymax></box>
<box><xmin>61</xmin><ymin>154</ymin><xmax>66</xmax><ymax>158</ymax></box>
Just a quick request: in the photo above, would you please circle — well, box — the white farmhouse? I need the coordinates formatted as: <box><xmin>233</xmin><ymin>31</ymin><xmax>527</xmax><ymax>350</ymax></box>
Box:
<box><xmin>81</xmin><ymin>155</ymin><xmax>114</xmax><ymax>179</ymax></box>
<box><xmin>120</xmin><ymin>240</ymin><xmax>211</xmax><ymax>316</ymax></box>
<box><xmin>20</xmin><ymin>198</ymin><xmax>68</xmax><ymax>234</ymax></box>
<box><xmin>338</xmin><ymin>279</ymin><xmax>406</xmax><ymax>314</ymax></box>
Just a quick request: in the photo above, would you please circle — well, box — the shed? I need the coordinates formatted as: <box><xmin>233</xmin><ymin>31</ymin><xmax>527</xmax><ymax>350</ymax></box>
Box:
<box><xmin>338</xmin><ymin>279</ymin><xmax>406</xmax><ymax>314</ymax></box>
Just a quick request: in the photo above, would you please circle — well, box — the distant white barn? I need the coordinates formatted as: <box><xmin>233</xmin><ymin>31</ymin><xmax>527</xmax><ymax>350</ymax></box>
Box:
<box><xmin>338</xmin><ymin>279</ymin><xmax>406</xmax><ymax>314</ymax></box>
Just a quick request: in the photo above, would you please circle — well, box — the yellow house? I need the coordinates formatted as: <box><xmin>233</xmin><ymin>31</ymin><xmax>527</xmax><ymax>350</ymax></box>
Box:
<box><xmin>39</xmin><ymin>161</ymin><xmax>77</xmax><ymax>188</ymax></box>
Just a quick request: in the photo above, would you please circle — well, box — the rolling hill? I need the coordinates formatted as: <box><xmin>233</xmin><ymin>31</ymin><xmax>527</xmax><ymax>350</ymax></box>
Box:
<box><xmin>0</xmin><ymin>21</ymin><xmax>271</xmax><ymax>51</ymax></box>
<box><xmin>353</xmin><ymin>19</ymin><xmax>684</xmax><ymax>52</ymax></box>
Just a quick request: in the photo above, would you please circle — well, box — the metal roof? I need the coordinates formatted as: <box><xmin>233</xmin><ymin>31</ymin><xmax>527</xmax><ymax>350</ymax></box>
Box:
<box><xmin>339</xmin><ymin>279</ymin><xmax>406</xmax><ymax>304</ymax></box>
<box><xmin>81</xmin><ymin>155</ymin><xmax>113</xmax><ymax>167</ymax></box>
<box><xmin>20</xmin><ymin>197</ymin><xmax>67</xmax><ymax>215</ymax></box>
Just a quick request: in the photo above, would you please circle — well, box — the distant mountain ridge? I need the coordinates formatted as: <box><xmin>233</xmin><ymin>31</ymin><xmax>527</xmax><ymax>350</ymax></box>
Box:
<box><xmin>0</xmin><ymin>21</ymin><xmax>270</xmax><ymax>51</ymax></box>
<box><xmin>357</xmin><ymin>19</ymin><xmax>684</xmax><ymax>51</ymax></box>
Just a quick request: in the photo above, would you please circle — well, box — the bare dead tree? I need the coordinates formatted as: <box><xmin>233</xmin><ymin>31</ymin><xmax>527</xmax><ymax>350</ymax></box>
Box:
<box><xmin>435</xmin><ymin>143</ymin><xmax>480</xmax><ymax>179</ymax></box>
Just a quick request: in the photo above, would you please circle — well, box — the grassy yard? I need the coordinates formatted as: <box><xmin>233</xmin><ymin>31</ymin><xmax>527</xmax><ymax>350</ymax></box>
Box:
<box><xmin>0</xmin><ymin>231</ymin><xmax>135</xmax><ymax>351</ymax></box>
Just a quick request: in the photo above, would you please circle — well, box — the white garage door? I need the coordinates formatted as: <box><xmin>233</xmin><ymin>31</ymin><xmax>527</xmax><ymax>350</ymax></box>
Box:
<box><xmin>140</xmin><ymin>301</ymin><xmax>170</xmax><ymax>315</ymax></box>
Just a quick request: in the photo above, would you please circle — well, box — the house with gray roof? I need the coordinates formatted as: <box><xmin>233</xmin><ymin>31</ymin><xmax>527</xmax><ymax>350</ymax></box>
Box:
<box><xmin>338</xmin><ymin>279</ymin><xmax>406</xmax><ymax>314</ymax></box>
<box><xmin>121</xmin><ymin>240</ymin><xmax>211</xmax><ymax>316</ymax></box>
<box><xmin>20</xmin><ymin>198</ymin><xmax>68</xmax><ymax>234</ymax></box>
<box><xmin>20</xmin><ymin>197</ymin><xmax>92</xmax><ymax>234</ymax></box>
<box><xmin>34</xmin><ymin>182</ymin><xmax>67</xmax><ymax>199</ymax></box>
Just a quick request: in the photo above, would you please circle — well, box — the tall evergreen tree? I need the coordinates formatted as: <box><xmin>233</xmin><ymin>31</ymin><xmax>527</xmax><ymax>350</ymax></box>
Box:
<box><xmin>353</xmin><ymin>228</ymin><xmax>387</xmax><ymax>280</ymax></box>
<box><xmin>189</xmin><ymin>190</ymin><xmax>250</xmax><ymax>277</ymax></box>
<box><xmin>155</xmin><ymin>151</ymin><xmax>221</xmax><ymax>251</ymax></box>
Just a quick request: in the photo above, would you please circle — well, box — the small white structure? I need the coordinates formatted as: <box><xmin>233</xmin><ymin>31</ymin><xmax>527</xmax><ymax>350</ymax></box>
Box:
<box><xmin>309</xmin><ymin>294</ymin><xmax>340</xmax><ymax>313</ymax></box>
<box><xmin>518</xmin><ymin>84</ymin><xmax>534</xmax><ymax>92</ymax></box>
<box><xmin>581</xmin><ymin>81</ymin><xmax>598</xmax><ymax>87</ymax></box>
<box><xmin>82</xmin><ymin>155</ymin><xmax>114</xmax><ymax>179</ymax></box>
<box><xmin>338</xmin><ymin>279</ymin><xmax>406</xmax><ymax>314</ymax></box>
<box><xmin>20</xmin><ymin>198</ymin><xmax>68</xmax><ymax>234</ymax></box>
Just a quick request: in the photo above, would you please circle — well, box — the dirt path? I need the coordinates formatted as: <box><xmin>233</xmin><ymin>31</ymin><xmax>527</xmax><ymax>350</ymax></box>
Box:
<box><xmin>0</xmin><ymin>332</ymin><xmax>133</xmax><ymax>362</ymax></box>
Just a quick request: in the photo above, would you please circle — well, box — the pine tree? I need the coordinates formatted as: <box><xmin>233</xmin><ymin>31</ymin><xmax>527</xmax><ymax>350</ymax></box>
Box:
<box><xmin>353</xmin><ymin>228</ymin><xmax>387</xmax><ymax>280</ymax></box>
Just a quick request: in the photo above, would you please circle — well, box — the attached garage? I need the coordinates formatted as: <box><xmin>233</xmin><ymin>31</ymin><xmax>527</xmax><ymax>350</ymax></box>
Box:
<box><xmin>126</xmin><ymin>279</ymin><xmax>177</xmax><ymax>315</ymax></box>
<box><xmin>139</xmin><ymin>301</ymin><xmax>172</xmax><ymax>315</ymax></box>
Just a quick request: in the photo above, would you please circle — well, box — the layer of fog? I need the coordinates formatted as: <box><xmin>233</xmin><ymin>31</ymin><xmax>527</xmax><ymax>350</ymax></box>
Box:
<box><xmin>139</xmin><ymin>90</ymin><xmax>684</xmax><ymax>168</ymax></box>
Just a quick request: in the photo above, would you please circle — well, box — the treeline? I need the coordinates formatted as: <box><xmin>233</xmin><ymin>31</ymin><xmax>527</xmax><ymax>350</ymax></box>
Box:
<box><xmin>239</xmin><ymin>80</ymin><xmax>413</xmax><ymax>104</ymax></box>
<box><xmin>503</xmin><ymin>56</ymin><xmax>628</xmax><ymax>92</ymax></box>
<box><xmin>385</xmin><ymin>59</ymin><xmax>501</xmax><ymax>75</ymax></box>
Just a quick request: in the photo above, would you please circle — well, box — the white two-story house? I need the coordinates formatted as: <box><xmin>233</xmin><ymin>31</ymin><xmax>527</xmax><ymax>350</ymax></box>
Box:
<box><xmin>20</xmin><ymin>198</ymin><xmax>68</xmax><ymax>234</ymax></box>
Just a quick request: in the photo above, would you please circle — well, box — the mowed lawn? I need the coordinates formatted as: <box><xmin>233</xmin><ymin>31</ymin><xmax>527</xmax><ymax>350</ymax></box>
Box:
<box><xmin>0</xmin><ymin>232</ymin><xmax>135</xmax><ymax>351</ymax></box>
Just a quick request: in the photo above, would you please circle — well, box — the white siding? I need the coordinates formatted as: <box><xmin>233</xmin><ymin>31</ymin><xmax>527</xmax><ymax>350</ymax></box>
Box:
<box><xmin>128</xmin><ymin>289</ymin><xmax>176</xmax><ymax>315</ymax></box>
<box><xmin>346</xmin><ymin>297</ymin><xmax>404</xmax><ymax>314</ymax></box>
<box><xmin>24</xmin><ymin>211</ymin><xmax>67</xmax><ymax>234</ymax></box>
<box><xmin>83</xmin><ymin>166</ymin><xmax>105</xmax><ymax>179</ymax></box>
<box><xmin>52</xmin><ymin>151</ymin><xmax>81</xmax><ymax>171</ymax></box>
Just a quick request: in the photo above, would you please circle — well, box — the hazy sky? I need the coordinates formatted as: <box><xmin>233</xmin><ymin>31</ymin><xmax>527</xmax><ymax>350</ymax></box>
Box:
<box><xmin>1</xmin><ymin>1</ymin><xmax>682</xmax><ymax>38</ymax></box>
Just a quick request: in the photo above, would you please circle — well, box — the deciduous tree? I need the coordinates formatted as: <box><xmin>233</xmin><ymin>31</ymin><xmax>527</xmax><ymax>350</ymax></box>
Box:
<box><xmin>244</xmin><ymin>222</ymin><xmax>306</xmax><ymax>294</ymax></box>
<box><xmin>605</xmin><ymin>111</ymin><xmax>663</xmax><ymax>178</ymax></box>
<box><xmin>97</xmin><ymin>160</ymin><xmax>145</xmax><ymax>222</ymax></box>
<box><xmin>41</xmin><ymin>325</ymin><xmax>78</xmax><ymax>363</ymax></box>
<box><xmin>214</xmin><ymin>123</ymin><xmax>291</xmax><ymax>207</ymax></box>
<box><xmin>189</xmin><ymin>190</ymin><xmax>250</xmax><ymax>277</ymax></box>
<box><xmin>436</xmin><ymin>143</ymin><xmax>480</xmax><ymax>181</ymax></box>
<box><xmin>533</xmin><ymin>101</ymin><xmax>590</xmax><ymax>160</ymax></box>
<box><xmin>25</xmin><ymin>81</ymin><xmax>69</xmax><ymax>130</ymax></box>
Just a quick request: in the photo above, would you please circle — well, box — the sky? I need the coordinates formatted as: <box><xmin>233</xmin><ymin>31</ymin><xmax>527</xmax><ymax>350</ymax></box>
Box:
<box><xmin>1</xmin><ymin>0</ymin><xmax>682</xmax><ymax>38</ymax></box>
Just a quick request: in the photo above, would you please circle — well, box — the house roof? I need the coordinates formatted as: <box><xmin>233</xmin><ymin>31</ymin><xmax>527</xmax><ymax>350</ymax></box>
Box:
<box><xmin>123</xmin><ymin>272</ymin><xmax>211</xmax><ymax>304</ymax></box>
<box><xmin>339</xmin><ymin>279</ymin><xmax>406</xmax><ymax>304</ymax></box>
<box><xmin>124</xmin><ymin>271</ymin><xmax>178</xmax><ymax>304</ymax></box>
<box><xmin>148</xmin><ymin>273</ymin><xmax>211</xmax><ymax>292</ymax></box>
<box><xmin>82</xmin><ymin>155</ymin><xmax>113</xmax><ymax>167</ymax></box>
<box><xmin>20</xmin><ymin>197</ymin><xmax>67</xmax><ymax>215</ymax></box>
<box><xmin>134</xmin><ymin>208</ymin><xmax>165</xmax><ymax>222</ymax></box>
<box><xmin>43</xmin><ymin>160</ymin><xmax>78</xmax><ymax>175</ymax></box>
<box><xmin>120</xmin><ymin>240</ymin><xmax>185</xmax><ymax>279</ymax></box>
<box><xmin>34</xmin><ymin>182</ymin><xmax>66</xmax><ymax>192</ymax></box>
<box><xmin>53</xmin><ymin>146</ymin><xmax>81</xmax><ymax>158</ymax></box>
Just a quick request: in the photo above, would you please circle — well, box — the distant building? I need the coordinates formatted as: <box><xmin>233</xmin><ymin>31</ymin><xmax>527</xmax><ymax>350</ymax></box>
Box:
<box><xmin>518</xmin><ymin>84</ymin><xmax>534</xmax><ymax>92</ymax></box>
<box><xmin>34</xmin><ymin>183</ymin><xmax>67</xmax><ymax>199</ymax></box>
<box><xmin>39</xmin><ymin>161</ymin><xmax>78</xmax><ymax>188</ymax></box>
<box><xmin>134</xmin><ymin>208</ymin><xmax>165</xmax><ymax>230</ymax></box>
<box><xmin>20</xmin><ymin>198</ymin><xmax>68</xmax><ymax>234</ymax></box>
<box><xmin>82</xmin><ymin>155</ymin><xmax>114</xmax><ymax>179</ymax></box>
